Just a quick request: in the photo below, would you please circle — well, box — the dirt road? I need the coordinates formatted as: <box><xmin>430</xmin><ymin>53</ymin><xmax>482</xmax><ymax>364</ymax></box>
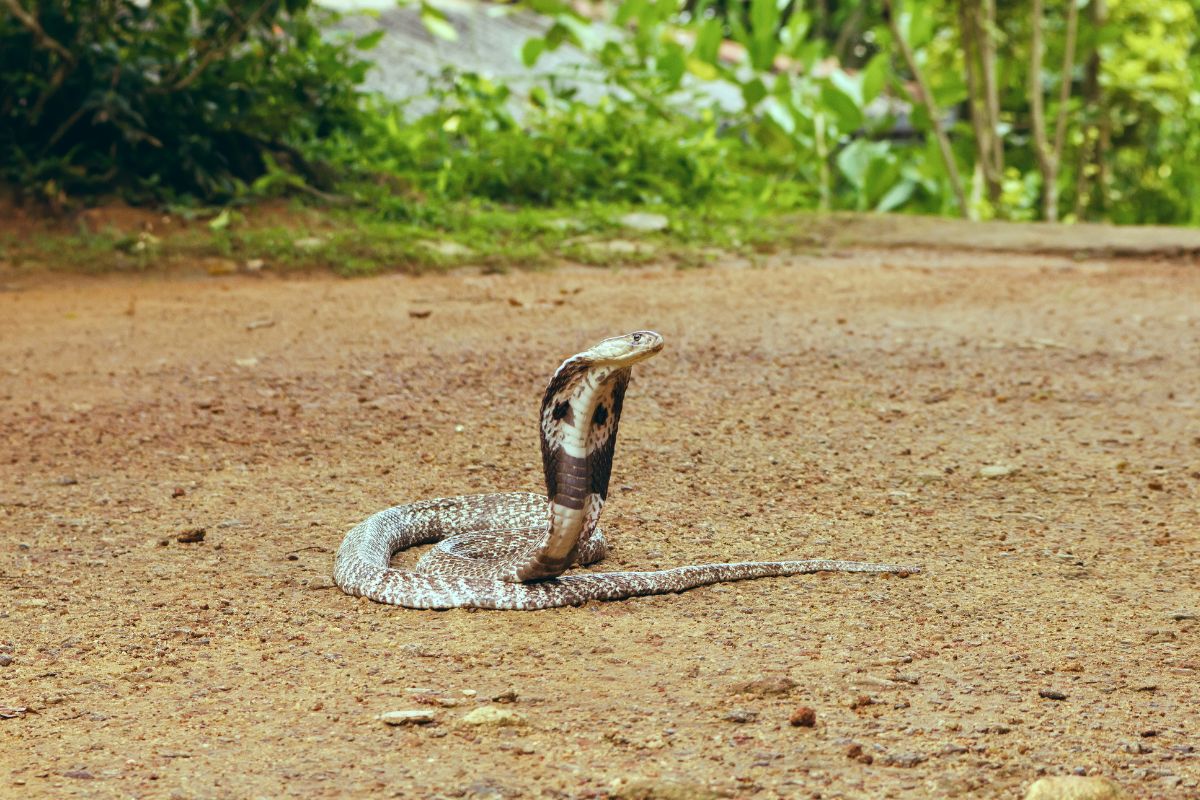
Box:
<box><xmin>1</xmin><ymin>246</ymin><xmax>1197</xmax><ymax>799</ymax></box>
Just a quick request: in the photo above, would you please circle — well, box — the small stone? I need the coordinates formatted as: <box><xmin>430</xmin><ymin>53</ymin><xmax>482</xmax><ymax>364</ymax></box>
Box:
<box><xmin>845</xmin><ymin>743</ymin><xmax>873</xmax><ymax>764</ymax></box>
<box><xmin>244</xmin><ymin>318</ymin><xmax>274</xmax><ymax>330</ymax></box>
<box><xmin>204</xmin><ymin>258</ymin><xmax>238</xmax><ymax>275</ymax></box>
<box><xmin>171</xmin><ymin>487</ymin><xmax>185</xmax><ymax>498</ymax></box>
<box><xmin>244</xmin><ymin>258</ymin><xmax>266</xmax><ymax>272</ymax></box>
<box><xmin>300</xmin><ymin>576</ymin><xmax>336</xmax><ymax>590</ymax></box>
<box><xmin>0</xmin><ymin>655</ymin><xmax>11</xmax><ymax>667</ymax></box>
<box><xmin>848</xmin><ymin>694</ymin><xmax>875</xmax><ymax>710</ymax></box>
<box><xmin>491</xmin><ymin>689</ymin><xmax>518</xmax><ymax>704</ymax></box>
<box><xmin>612</xmin><ymin>778</ymin><xmax>721</xmax><ymax>800</ymax></box>
<box><xmin>461</xmin><ymin>706</ymin><xmax>525</xmax><ymax>727</ymax></box>
<box><xmin>54</xmin><ymin>476</ymin><xmax>78</xmax><ymax>486</ymax></box>
<box><xmin>730</xmin><ymin>676</ymin><xmax>796</xmax><ymax>696</ymax></box>
<box><xmin>883</xmin><ymin>752</ymin><xmax>927</xmax><ymax>767</ymax></box>
<box><xmin>416</xmin><ymin>239</ymin><xmax>473</xmax><ymax>258</ymax></box>
<box><xmin>1039</xmin><ymin>689</ymin><xmax>1068</xmax><ymax>701</ymax></box>
<box><xmin>617</xmin><ymin>212</ymin><xmax>669</xmax><ymax>232</ymax></box>
<box><xmin>176</xmin><ymin>528</ymin><xmax>206</xmax><ymax>544</ymax></box>
<box><xmin>234</xmin><ymin>357</ymin><xmax>259</xmax><ymax>368</ymax></box>
<box><xmin>1169</xmin><ymin>610</ymin><xmax>1196</xmax><ymax>621</ymax></box>
<box><xmin>408</xmin><ymin>310</ymin><xmax>432</xmax><ymax>319</ymax></box>
<box><xmin>1023</xmin><ymin>775</ymin><xmax>1129</xmax><ymax>800</ymax></box>
<box><xmin>980</xmin><ymin>464</ymin><xmax>1018</xmax><ymax>478</ymax></box>
<box><xmin>1147</xmin><ymin>480</ymin><xmax>1164</xmax><ymax>491</ymax></box>
<box><xmin>723</xmin><ymin>709</ymin><xmax>757</xmax><ymax>723</ymax></box>
<box><xmin>294</xmin><ymin>236</ymin><xmax>324</xmax><ymax>250</ymax></box>
<box><xmin>788</xmin><ymin>706</ymin><xmax>816</xmax><ymax>727</ymax></box>
<box><xmin>379</xmin><ymin>710</ymin><xmax>436</xmax><ymax>726</ymax></box>
<box><xmin>62</xmin><ymin>770</ymin><xmax>94</xmax><ymax>780</ymax></box>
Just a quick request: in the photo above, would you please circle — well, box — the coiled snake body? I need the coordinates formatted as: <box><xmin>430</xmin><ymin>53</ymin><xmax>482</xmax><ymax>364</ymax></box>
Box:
<box><xmin>334</xmin><ymin>332</ymin><xmax>920</xmax><ymax>609</ymax></box>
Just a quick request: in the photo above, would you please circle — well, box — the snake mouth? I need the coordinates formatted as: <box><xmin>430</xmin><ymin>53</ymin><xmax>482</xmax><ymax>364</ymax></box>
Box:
<box><xmin>585</xmin><ymin>330</ymin><xmax>664</xmax><ymax>366</ymax></box>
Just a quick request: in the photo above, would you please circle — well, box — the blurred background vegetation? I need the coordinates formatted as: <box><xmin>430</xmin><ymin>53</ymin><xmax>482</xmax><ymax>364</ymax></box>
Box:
<box><xmin>2</xmin><ymin>0</ymin><xmax>1197</xmax><ymax>226</ymax></box>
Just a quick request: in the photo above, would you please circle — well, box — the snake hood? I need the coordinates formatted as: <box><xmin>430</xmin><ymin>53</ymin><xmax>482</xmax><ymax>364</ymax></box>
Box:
<box><xmin>526</xmin><ymin>331</ymin><xmax>663</xmax><ymax>581</ymax></box>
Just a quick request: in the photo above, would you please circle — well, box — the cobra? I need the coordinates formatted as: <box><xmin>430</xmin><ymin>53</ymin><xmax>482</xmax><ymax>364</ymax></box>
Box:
<box><xmin>333</xmin><ymin>331</ymin><xmax>920</xmax><ymax>609</ymax></box>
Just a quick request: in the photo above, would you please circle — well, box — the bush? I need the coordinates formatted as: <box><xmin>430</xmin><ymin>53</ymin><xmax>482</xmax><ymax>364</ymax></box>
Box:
<box><xmin>0</xmin><ymin>0</ymin><xmax>372</xmax><ymax>204</ymax></box>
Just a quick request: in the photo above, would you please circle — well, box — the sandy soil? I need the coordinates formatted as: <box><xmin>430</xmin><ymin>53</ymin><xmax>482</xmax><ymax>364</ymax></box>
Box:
<box><xmin>1</xmin><ymin>245</ymin><xmax>1197</xmax><ymax>800</ymax></box>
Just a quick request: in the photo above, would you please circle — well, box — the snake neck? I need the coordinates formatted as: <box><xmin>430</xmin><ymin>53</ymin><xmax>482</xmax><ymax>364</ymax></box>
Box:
<box><xmin>499</xmin><ymin>359</ymin><xmax>631</xmax><ymax>582</ymax></box>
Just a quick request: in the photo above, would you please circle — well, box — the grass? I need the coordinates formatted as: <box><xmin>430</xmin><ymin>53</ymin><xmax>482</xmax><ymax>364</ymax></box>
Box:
<box><xmin>0</xmin><ymin>199</ymin><xmax>817</xmax><ymax>277</ymax></box>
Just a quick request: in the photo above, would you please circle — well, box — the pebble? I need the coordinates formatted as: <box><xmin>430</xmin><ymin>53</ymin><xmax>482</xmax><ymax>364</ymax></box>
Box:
<box><xmin>723</xmin><ymin>709</ymin><xmax>757</xmax><ymax>723</ymax></box>
<box><xmin>1023</xmin><ymin>776</ymin><xmax>1129</xmax><ymax>800</ymax></box>
<box><xmin>176</xmin><ymin>528</ymin><xmax>206</xmax><ymax>544</ymax></box>
<box><xmin>461</xmin><ymin>706</ymin><xmax>525</xmax><ymax>727</ymax></box>
<box><xmin>788</xmin><ymin>706</ymin><xmax>816</xmax><ymax>727</ymax></box>
<box><xmin>617</xmin><ymin>212</ymin><xmax>669</xmax><ymax>232</ymax></box>
<box><xmin>299</xmin><ymin>576</ymin><xmax>336</xmax><ymax>590</ymax></box>
<box><xmin>612</xmin><ymin>778</ymin><xmax>721</xmax><ymax>800</ymax></box>
<box><xmin>0</xmin><ymin>655</ymin><xmax>11</xmax><ymax>667</ymax></box>
<box><xmin>379</xmin><ymin>710</ymin><xmax>436</xmax><ymax>726</ymax></box>
<box><xmin>1039</xmin><ymin>689</ymin><xmax>1068</xmax><ymax>701</ymax></box>
<box><xmin>980</xmin><ymin>464</ymin><xmax>1018</xmax><ymax>478</ymax></box>
<box><xmin>491</xmin><ymin>689</ymin><xmax>518</xmax><ymax>704</ymax></box>
<box><xmin>729</xmin><ymin>676</ymin><xmax>796</xmax><ymax>696</ymax></box>
<box><xmin>62</xmin><ymin>770</ymin><xmax>94</xmax><ymax>780</ymax></box>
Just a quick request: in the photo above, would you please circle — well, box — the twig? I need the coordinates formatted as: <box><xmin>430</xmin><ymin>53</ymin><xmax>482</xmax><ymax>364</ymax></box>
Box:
<box><xmin>168</xmin><ymin>1</ymin><xmax>272</xmax><ymax>92</ymax></box>
<box><xmin>2</xmin><ymin>0</ymin><xmax>74</xmax><ymax>63</ymax></box>
<box><xmin>884</xmin><ymin>0</ymin><xmax>968</xmax><ymax>217</ymax></box>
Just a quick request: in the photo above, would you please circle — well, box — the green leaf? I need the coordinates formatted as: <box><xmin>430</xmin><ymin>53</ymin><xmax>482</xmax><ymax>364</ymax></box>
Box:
<box><xmin>861</xmin><ymin>53</ymin><xmax>888</xmax><ymax>105</ymax></box>
<box><xmin>353</xmin><ymin>30</ymin><xmax>385</xmax><ymax>51</ymax></box>
<box><xmin>693</xmin><ymin>18</ymin><xmax>723</xmax><ymax>65</ymax></box>
<box><xmin>420</xmin><ymin>4</ymin><xmax>458</xmax><ymax>41</ymax></box>
<box><xmin>741</xmin><ymin>78</ymin><xmax>768</xmax><ymax>108</ymax></box>
<box><xmin>876</xmin><ymin>179</ymin><xmax>916</xmax><ymax>212</ymax></box>
<box><xmin>686</xmin><ymin>57</ymin><xmax>720</xmax><ymax>81</ymax></box>
<box><xmin>521</xmin><ymin>37</ymin><xmax>546</xmax><ymax>67</ymax></box>
<box><xmin>208</xmin><ymin>208</ymin><xmax>232</xmax><ymax>231</ymax></box>
<box><xmin>820</xmin><ymin>82</ymin><xmax>863</xmax><ymax>132</ymax></box>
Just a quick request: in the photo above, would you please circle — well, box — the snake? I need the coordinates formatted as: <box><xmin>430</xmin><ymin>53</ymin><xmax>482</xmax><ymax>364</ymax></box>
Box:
<box><xmin>333</xmin><ymin>331</ymin><xmax>920</xmax><ymax>610</ymax></box>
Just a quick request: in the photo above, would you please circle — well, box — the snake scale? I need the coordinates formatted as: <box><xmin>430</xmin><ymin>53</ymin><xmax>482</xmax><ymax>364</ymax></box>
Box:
<box><xmin>334</xmin><ymin>331</ymin><xmax>920</xmax><ymax>609</ymax></box>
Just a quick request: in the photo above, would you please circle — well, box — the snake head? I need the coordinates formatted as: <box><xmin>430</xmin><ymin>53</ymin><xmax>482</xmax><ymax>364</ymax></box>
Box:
<box><xmin>581</xmin><ymin>330</ymin><xmax>664</xmax><ymax>366</ymax></box>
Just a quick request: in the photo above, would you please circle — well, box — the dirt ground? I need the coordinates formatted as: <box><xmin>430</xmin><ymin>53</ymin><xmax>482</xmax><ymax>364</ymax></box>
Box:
<box><xmin>1</xmin><ymin>243</ymin><xmax>1197</xmax><ymax>800</ymax></box>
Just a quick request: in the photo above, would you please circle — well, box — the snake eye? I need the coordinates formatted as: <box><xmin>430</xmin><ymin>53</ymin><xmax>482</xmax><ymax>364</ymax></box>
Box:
<box><xmin>631</xmin><ymin>333</ymin><xmax>642</xmax><ymax>343</ymax></box>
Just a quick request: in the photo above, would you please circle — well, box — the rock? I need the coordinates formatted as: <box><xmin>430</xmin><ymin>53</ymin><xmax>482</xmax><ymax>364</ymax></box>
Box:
<box><xmin>299</xmin><ymin>576</ymin><xmax>336</xmax><ymax>590</ymax></box>
<box><xmin>379</xmin><ymin>710</ymin><xmax>436</xmax><ymax>726</ymax></box>
<box><xmin>62</xmin><ymin>769</ymin><xmax>94</xmax><ymax>780</ymax></box>
<box><xmin>980</xmin><ymin>464</ymin><xmax>1018</xmax><ymax>477</ymax></box>
<box><xmin>612</xmin><ymin>778</ymin><xmax>721</xmax><ymax>800</ymax></box>
<box><xmin>1023</xmin><ymin>776</ymin><xmax>1129</xmax><ymax>800</ymax></box>
<box><xmin>0</xmin><ymin>654</ymin><xmax>12</xmax><ymax>667</ymax></box>
<box><xmin>730</xmin><ymin>676</ymin><xmax>796</xmax><ymax>696</ymax></box>
<box><xmin>617</xmin><ymin>212</ymin><xmax>670</xmax><ymax>232</ymax></box>
<box><xmin>244</xmin><ymin>318</ymin><xmax>274</xmax><ymax>330</ymax></box>
<box><xmin>1038</xmin><ymin>689</ymin><xmax>1068</xmax><ymax>701</ymax></box>
<box><xmin>294</xmin><ymin>236</ymin><xmax>325</xmax><ymax>250</ymax></box>
<box><xmin>244</xmin><ymin>258</ymin><xmax>266</xmax><ymax>272</ymax></box>
<box><xmin>723</xmin><ymin>709</ymin><xmax>757</xmax><ymax>723</ymax></box>
<box><xmin>883</xmin><ymin>752</ymin><xmax>927</xmax><ymax>767</ymax></box>
<box><xmin>234</xmin><ymin>357</ymin><xmax>259</xmax><ymax>368</ymax></box>
<box><xmin>203</xmin><ymin>258</ymin><xmax>238</xmax><ymax>275</ymax></box>
<box><xmin>461</xmin><ymin>706</ymin><xmax>525</xmax><ymax>727</ymax></box>
<box><xmin>789</xmin><ymin>706</ymin><xmax>816</xmax><ymax>727</ymax></box>
<box><xmin>417</xmin><ymin>239</ymin><xmax>474</xmax><ymax>258</ymax></box>
<box><xmin>491</xmin><ymin>689</ymin><xmax>518</xmax><ymax>704</ymax></box>
<box><xmin>176</xmin><ymin>528</ymin><xmax>206</xmax><ymax>544</ymax></box>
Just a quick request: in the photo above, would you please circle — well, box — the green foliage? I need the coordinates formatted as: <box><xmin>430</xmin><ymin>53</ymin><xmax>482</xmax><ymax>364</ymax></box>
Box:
<box><xmin>0</xmin><ymin>0</ymin><xmax>372</xmax><ymax>203</ymax></box>
<box><xmin>4</xmin><ymin>0</ymin><xmax>1200</xmax><ymax>231</ymax></box>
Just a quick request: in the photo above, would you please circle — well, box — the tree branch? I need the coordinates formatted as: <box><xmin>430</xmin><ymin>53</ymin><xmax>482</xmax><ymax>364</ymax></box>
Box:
<box><xmin>1051</xmin><ymin>0</ymin><xmax>1079</xmax><ymax>163</ymax></box>
<box><xmin>2</xmin><ymin>0</ymin><xmax>74</xmax><ymax>63</ymax></box>
<box><xmin>884</xmin><ymin>0</ymin><xmax>968</xmax><ymax>216</ymax></box>
<box><xmin>168</xmin><ymin>1</ymin><xmax>272</xmax><ymax>92</ymax></box>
